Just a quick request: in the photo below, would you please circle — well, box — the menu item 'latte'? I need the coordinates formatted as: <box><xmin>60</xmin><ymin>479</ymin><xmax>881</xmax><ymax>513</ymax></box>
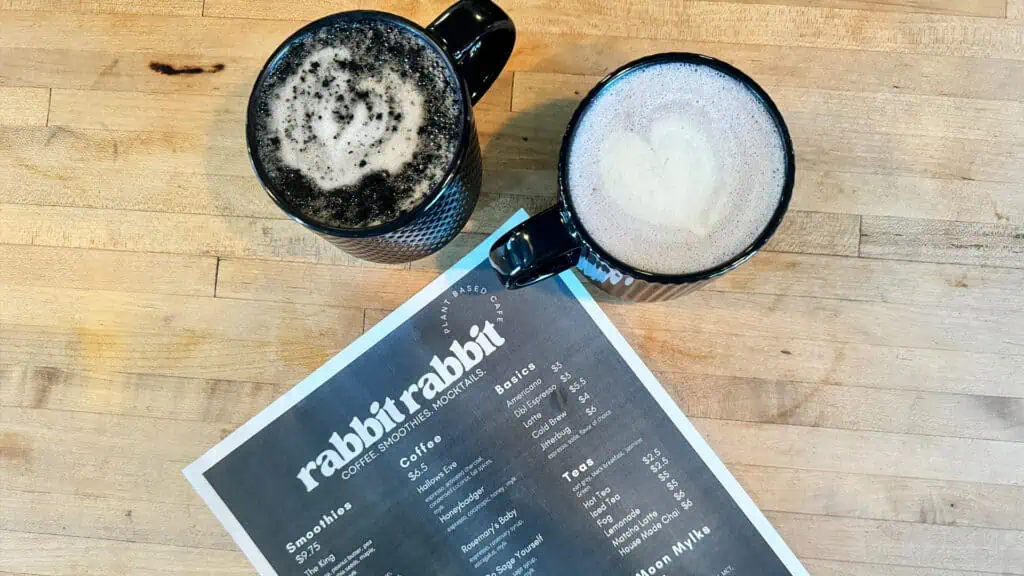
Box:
<box><xmin>252</xmin><ymin>18</ymin><xmax>463</xmax><ymax>229</ymax></box>
<box><xmin>567</xmin><ymin>61</ymin><xmax>787</xmax><ymax>275</ymax></box>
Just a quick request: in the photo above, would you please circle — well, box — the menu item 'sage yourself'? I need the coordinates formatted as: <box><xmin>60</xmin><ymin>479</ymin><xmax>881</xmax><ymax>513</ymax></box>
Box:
<box><xmin>185</xmin><ymin>211</ymin><xmax>808</xmax><ymax>576</ymax></box>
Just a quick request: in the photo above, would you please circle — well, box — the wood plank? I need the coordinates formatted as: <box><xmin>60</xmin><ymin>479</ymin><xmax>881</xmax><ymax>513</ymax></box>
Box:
<box><xmin>0</xmin><ymin>0</ymin><xmax>203</xmax><ymax>16</ymax></box>
<box><xmin>797</xmin><ymin>126</ymin><xmax>1024</xmax><ymax>183</ymax></box>
<box><xmin>861</xmin><ymin>216</ymin><xmax>1024</xmax><ymax>267</ymax></box>
<box><xmin>0</xmin><ymin>323</ymin><xmax>356</xmax><ymax>383</ymax></box>
<box><xmin>804</xmin><ymin>559</ymin><xmax>1006</xmax><ymax>576</ymax></box>
<box><xmin>1</xmin><ymin>427</ymin><xmax>201</xmax><ymax>503</ymax></box>
<box><xmin>767</xmin><ymin>512</ymin><xmax>1024</xmax><ymax>573</ymax></box>
<box><xmin>0</xmin><ymin>530</ymin><xmax>248</xmax><ymax>576</ymax></box>
<box><xmin>668</xmin><ymin>373</ymin><xmax>1024</xmax><ymax>441</ymax></box>
<box><xmin>0</xmin><ymin>364</ymin><xmax>286</xmax><ymax>423</ymax></box>
<box><xmin>718</xmin><ymin>0</ymin><xmax>1004</xmax><ymax>17</ymax></box>
<box><xmin>735</xmin><ymin>465</ymin><xmax>1024</xmax><ymax>531</ymax></box>
<box><xmin>774</xmin><ymin>87</ymin><xmax>1024</xmax><ymax>144</ymax></box>
<box><xmin>696</xmin><ymin>417</ymin><xmax>1024</xmax><ymax>486</ymax></box>
<box><xmin>0</xmin><ymin>285</ymin><xmax>365</xmax><ymax>343</ymax></box>
<box><xmin>0</xmin><ymin>125</ymin><xmax>251</xmax><ymax>179</ymax></box>
<box><xmin>0</xmin><ymin>86</ymin><xmax>48</xmax><ymax>127</ymax></box>
<box><xmin>0</xmin><ymin>245</ymin><xmax>216</xmax><ymax>296</ymax></box>
<box><xmin>203</xmin><ymin>0</ymin><xmax>444</xmax><ymax>20</ymax></box>
<box><xmin>624</xmin><ymin>326</ymin><xmax>1024</xmax><ymax>398</ymax></box>
<box><xmin>0</xmin><ymin>48</ymin><xmax>260</xmax><ymax>94</ymax></box>
<box><xmin>510</xmin><ymin>33</ymin><xmax>1024</xmax><ymax>101</ymax></box>
<box><xmin>0</xmin><ymin>12</ymin><xmax>298</xmax><ymax>57</ymax></box>
<box><xmin>710</xmin><ymin>252</ymin><xmax>1024</xmax><ymax>312</ymax></box>
<box><xmin>506</xmin><ymin>1</ymin><xmax>1024</xmax><ymax>61</ymax></box>
<box><xmin>0</xmin><ymin>408</ymin><xmax>267</xmax><ymax>504</ymax></box>
<box><xmin>603</xmin><ymin>290</ymin><xmax>1024</xmax><ymax>355</ymax></box>
<box><xmin>764</xmin><ymin>212</ymin><xmax>860</xmax><ymax>257</ymax></box>
<box><xmin>0</xmin><ymin>203</ymin><xmax>407</xmax><ymax>267</ymax></box>
<box><xmin>2</xmin><ymin>406</ymin><xmax>227</xmax><ymax>464</ymax></box>
<box><xmin>794</xmin><ymin>170</ymin><xmax>1024</xmax><ymax>225</ymax></box>
<box><xmin>48</xmin><ymin>88</ymin><xmax>246</xmax><ymax>135</ymax></box>
<box><xmin>0</xmin><ymin>490</ymin><xmax>233</xmax><ymax>551</ymax></box>
<box><xmin>216</xmin><ymin>259</ymin><xmax>438</xmax><ymax>309</ymax></box>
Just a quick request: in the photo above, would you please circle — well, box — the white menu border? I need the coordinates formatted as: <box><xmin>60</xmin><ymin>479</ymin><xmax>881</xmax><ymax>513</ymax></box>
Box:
<box><xmin>184</xmin><ymin>209</ymin><xmax>808</xmax><ymax>576</ymax></box>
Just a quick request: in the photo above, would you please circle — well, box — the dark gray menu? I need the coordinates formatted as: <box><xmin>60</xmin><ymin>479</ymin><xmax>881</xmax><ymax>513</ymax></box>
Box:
<box><xmin>186</xmin><ymin>212</ymin><xmax>807</xmax><ymax>576</ymax></box>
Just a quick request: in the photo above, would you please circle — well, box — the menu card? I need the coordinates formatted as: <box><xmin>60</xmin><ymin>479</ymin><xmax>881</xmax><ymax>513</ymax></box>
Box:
<box><xmin>185</xmin><ymin>211</ymin><xmax>808</xmax><ymax>576</ymax></box>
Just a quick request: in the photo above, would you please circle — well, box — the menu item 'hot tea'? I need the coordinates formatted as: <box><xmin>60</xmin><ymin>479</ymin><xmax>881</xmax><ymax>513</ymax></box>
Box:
<box><xmin>567</xmin><ymin>61</ymin><xmax>787</xmax><ymax>276</ymax></box>
<box><xmin>251</xmin><ymin>17</ymin><xmax>463</xmax><ymax>229</ymax></box>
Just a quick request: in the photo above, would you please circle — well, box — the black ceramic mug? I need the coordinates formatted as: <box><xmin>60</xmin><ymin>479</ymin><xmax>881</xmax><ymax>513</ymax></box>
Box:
<box><xmin>247</xmin><ymin>1</ymin><xmax>515</xmax><ymax>264</ymax></box>
<box><xmin>490</xmin><ymin>53</ymin><xmax>795</xmax><ymax>302</ymax></box>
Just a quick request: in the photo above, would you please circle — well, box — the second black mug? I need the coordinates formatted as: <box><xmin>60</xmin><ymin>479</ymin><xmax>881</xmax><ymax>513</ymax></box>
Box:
<box><xmin>490</xmin><ymin>53</ymin><xmax>796</xmax><ymax>302</ymax></box>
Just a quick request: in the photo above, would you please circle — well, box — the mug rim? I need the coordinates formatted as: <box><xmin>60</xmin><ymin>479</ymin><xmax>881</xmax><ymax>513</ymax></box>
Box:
<box><xmin>245</xmin><ymin>9</ymin><xmax>473</xmax><ymax>239</ymax></box>
<box><xmin>556</xmin><ymin>52</ymin><xmax>796</xmax><ymax>285</ymax></box>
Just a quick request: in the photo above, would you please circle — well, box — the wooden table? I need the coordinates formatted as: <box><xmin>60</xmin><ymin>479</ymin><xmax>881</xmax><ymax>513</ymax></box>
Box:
<box><xmin>1</xmin><ymin>0</ymin><xmax>1023</xmax><ymax>574</ymax></box>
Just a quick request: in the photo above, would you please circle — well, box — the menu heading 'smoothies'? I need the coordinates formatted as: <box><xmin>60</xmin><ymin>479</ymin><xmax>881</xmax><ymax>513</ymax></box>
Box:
<box><xmin>185</xmin><ymin>210</ymin><xmax>808</xmax><ymax>576</ymax></box>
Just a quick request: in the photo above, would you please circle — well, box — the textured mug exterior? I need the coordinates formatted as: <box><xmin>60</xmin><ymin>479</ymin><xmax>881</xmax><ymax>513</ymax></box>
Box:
<box><xmin>313</xmin><ymin>130</ymin><xmax>482</xmax><ymax>264</ymax></box>
<box><xmin>576</xmin><ymin>244</ymin><xmax>711</xmax><ymax>302</ymax></box>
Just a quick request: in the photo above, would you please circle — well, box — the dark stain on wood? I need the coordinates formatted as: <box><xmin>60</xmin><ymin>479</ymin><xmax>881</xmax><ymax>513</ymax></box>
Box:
<box><xmin>30</xmin><ymin>366</ymin><xmax>65</xmax><ymax>408</ymax></box>
<box><xmin>149</xmin><ymin>62</ymin><xmax>226</xmax><ymax>75</ymax></box>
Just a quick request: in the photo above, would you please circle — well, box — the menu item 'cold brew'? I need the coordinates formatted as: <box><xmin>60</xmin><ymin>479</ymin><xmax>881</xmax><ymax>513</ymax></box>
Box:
<box><xmin>251</xmin><ymin>18</ymin><xmax>462</xmax><ymax>229</ymax></box>
<box><xmin>567</xmin><ymin>62</ymin><xmax>787</xmax><ymax>276</ymax></box>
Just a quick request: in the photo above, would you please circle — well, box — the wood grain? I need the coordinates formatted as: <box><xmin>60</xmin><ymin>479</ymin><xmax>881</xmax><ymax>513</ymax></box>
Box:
<box><xmin>0</xmin><ymin>86</ymin><xmax>49</xmax><ymax>126</ymax></box>
<box><xmin>735</xmin><ymin>465</ymin><xmax>1024</xmax><ymax>531</ymax></box>
<box><xmin>861</xmin><ymin>216</ymin><xmax>1024</xmax><ymax>267</ymax></box>
<box><xmin>0</xmin><ymin>489</ymin><xmax>235</xmax><ymax>550</ymax></box>
<box><xmin>0</xmin><ymin>245</ymin><xmax>216</xmax><ymax>296</ymax></box>
<box><xmin>624</xmin><ymin>326</ymin><xmax>1024</xmax><ymax>398</ymax></box>
<box><xmin>0</xmin><ymin>530</ymin><xmax>249</xmax><ymax>576</ymax></box>
<box><xmin>0</xmin><ymin>323</ymin><xmax>357</xmax><ymax>383</ymax></box>
<box><xmin>768</xmin><ymin>512</ymin><xmax>1024</xmax><ymax>572</ymax></box>
<box><xmin>793</xmin><ymin>171</ymin><xmax>1024</xmax><ymax>225</ymax></box>
<box><xmin>694</xmin><ymin>417</ymin><xmax>1024</xmax><ymax>486</ymax></box>
<box><xmin>0</xmin><ymin>285</ymin><xmax>364</xmax><ymax>342</ymax></box>
<box><xmin>803</xmin><ymin>560</ymin><xmax>1008</xmax><ymax>576</ymax></box>
<box><xmin>507</xmin><ymin>1</ymin><xmax>1024</xmax><ymax>61</ymax></box>
<box><xmin>0</xmin><ymin>364</ymin><xmax>287</xmax><ymax>422</ymax></box>
<box><xmin>603</xmin><ymin>291</ymin><xmax>1024</xmax><ymax>354</ymax></box>
<box><xmin>0</xmin><ymin>0</ymin><xmax>204</xmax><ymax>16</ymax></box>
<box><xmin>509</xmin><ymin>33</ymin><xmax>1024</xmax><ymax>100</ymax></box>
<box><xmin>669</xmin><ymin>373</ymin><xmax>1024</xmax><ymax>441</ymax></box>
<box><xmin>718</xmin><ymin>0</ymin><xmax>1006</xmax><ymax>17</ymax></box>
<box><xmin>708</xmin><ymin>252</ymin><xmax>1024</xmax><ymax>311</ymax></box>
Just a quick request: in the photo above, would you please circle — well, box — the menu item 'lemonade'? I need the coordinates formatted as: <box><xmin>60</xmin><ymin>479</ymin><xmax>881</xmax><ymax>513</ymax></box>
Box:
<box><xmin>566</xmin><ymin>61</ymin><xmax>787</xmax><ymax>275</ymax></box>
<box><xmin>251</xmin><ymin>18</ymin><xmax>463</xmax><ymax>229</ymax></box>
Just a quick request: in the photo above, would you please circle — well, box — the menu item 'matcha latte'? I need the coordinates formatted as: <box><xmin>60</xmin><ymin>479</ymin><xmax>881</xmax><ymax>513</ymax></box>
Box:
<box><xmin>567</xmin><ymin>61</ymin><xmax>787</xmax><ymax>276</ymax></box>
<box><xmin>252</xmin><ymin>18</ymin><xmax>463</xmax><ymax>229</ymax></box>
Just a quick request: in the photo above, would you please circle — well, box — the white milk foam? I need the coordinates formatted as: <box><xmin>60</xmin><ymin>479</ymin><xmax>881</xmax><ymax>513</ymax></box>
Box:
<box><xmin>269</xmin><ymin>47</ymin><xmax>426</xmax><ymax>197</ymax></box>
<box><xmin>568</xmin><ymin>62</ymin><xmax>787</xmax><ymax>275</ymax></box>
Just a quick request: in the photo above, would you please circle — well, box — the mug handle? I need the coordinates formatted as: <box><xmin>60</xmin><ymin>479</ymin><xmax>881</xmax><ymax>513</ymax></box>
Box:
<box><xmin>490</xmin><ymin>206</ymin><xmax>582</xmax><ymax>289</ymax></box>
<box><xmin>428</xmin><ymin>0</ymin><xmax>515</xmax><ymax>104</ymax></box>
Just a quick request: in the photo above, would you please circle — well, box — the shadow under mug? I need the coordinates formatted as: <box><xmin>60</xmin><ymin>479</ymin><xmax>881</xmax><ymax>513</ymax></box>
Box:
<box><xmin>247</xmin><ymin>1</ymin><xmax>515</xmax><ymax>264</ymax></box>
<box><xmin>489</xmin><ymin>53</ymin><xmax>796</xmax><ymax>302</ymax></box>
